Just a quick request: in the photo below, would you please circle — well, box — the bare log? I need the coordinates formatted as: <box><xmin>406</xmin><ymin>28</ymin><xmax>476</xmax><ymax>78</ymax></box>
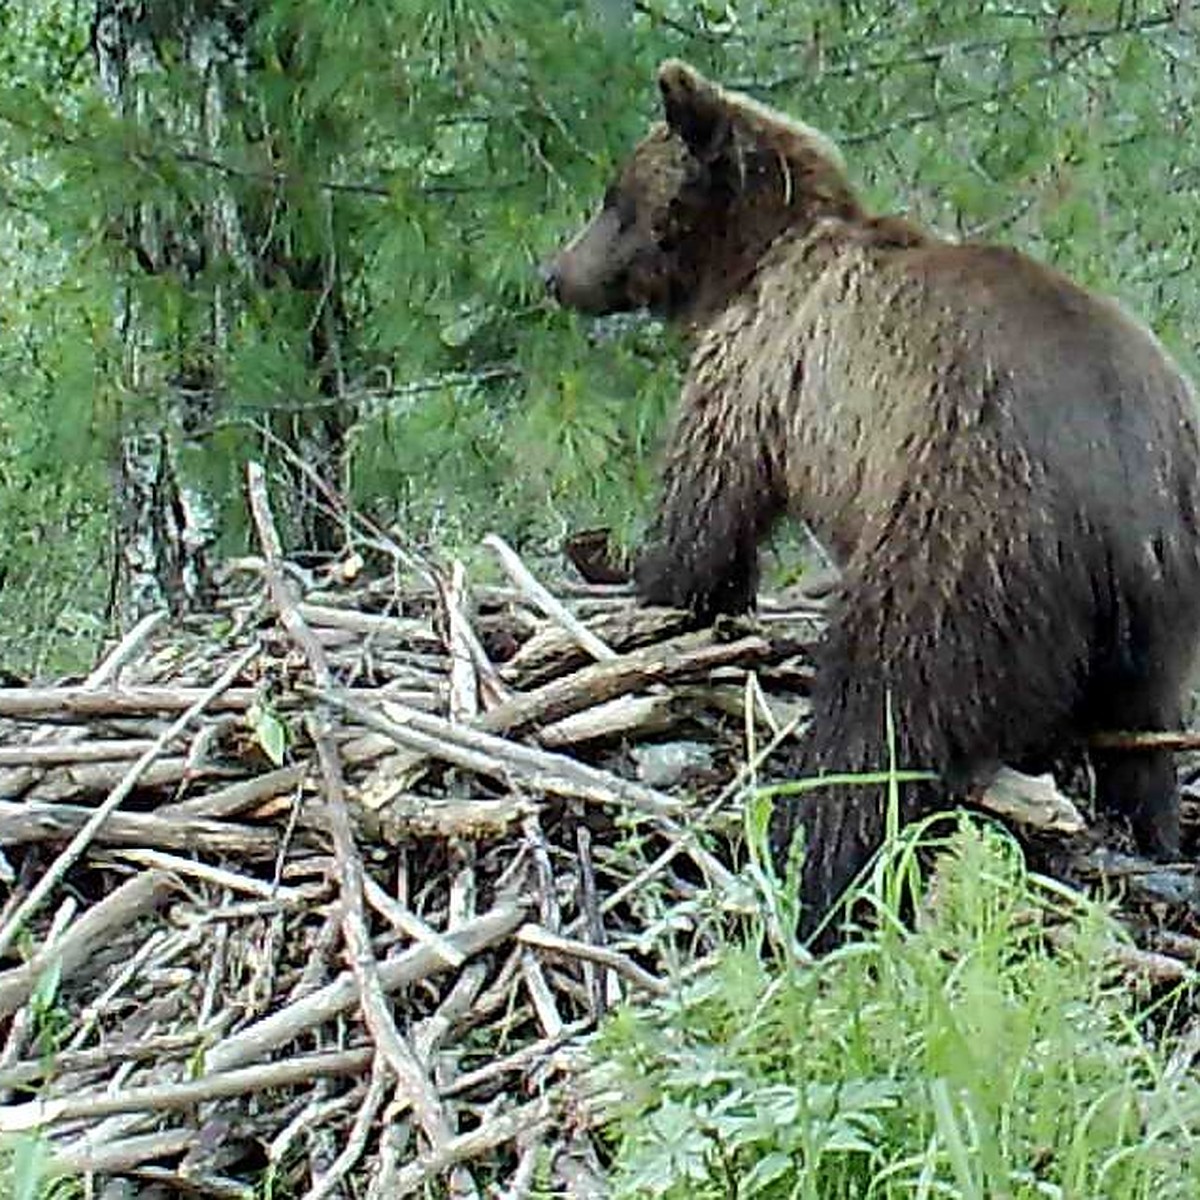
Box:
<box><xmin>482</xmin><ymin>629</ymin><xmax>782</xmax><ymax>739</ymax></box>
<box><xmin>0</xmin><ymin>800</ymin><xmax>277</xmax><ymax>856</ymax></box>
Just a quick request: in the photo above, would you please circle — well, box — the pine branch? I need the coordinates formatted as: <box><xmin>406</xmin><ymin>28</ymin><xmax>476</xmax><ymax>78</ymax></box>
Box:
<box><xmin>766</xmin><ymin>13</ymin><xmax>1178</xmax><ymax>79</ymax></box>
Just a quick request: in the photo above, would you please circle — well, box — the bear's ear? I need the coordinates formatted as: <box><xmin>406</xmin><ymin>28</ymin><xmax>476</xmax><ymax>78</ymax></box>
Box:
<box><xmin>658</xmin><ymin>59</ymin><xmax>732</xmax><ymax>162</ymax></box>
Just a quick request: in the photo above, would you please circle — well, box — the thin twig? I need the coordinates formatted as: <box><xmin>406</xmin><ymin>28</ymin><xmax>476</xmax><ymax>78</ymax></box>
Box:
<box><xmin>304</xmin><ymin>1055</ymin><xmax>392</xmax><ymax>1200</ymax></box>
<box><xmin>1</xmin><ymin>1047</ymin><xmax>374</xmax><ymax>1133</ymax></box>
<box><xmin>109</xmin><ymin>848</ymin><xmax>310</xmax><ymax>901</ymax></box>
<box><xmin>483</xmin><ymin>534</ymin><xmax>616</xmax><ymax>662</ymax></box>
<box><xmin>205</xmin><ymin>902</ymin><xmax>526</xmax><ymax>1073</ymax></box>
<box><xmin>518</xmin><ymin>923</ymin><xmax>667</xmax><ymax>998</ymax></box>
<box><xmin>85</xmin><ymin>610</ymin><xmax>170</xmax><ymax>687</ymax></box>
<box><xmin>391</xmin><ymin>1093</ymin><xmax>560</xmax><ymax>1196</ymax></box>
<box><xmin>0</xmin><ymin>871</ymin><xmax>175</xmax><ymax>1020</ymax></box>
<box><xmin>312</xmin><ymin>687</ymin><xmax>682</xmax><ymax>819</ymax></box>
<box><xmin>1090</xmin><ymin>729</ymin><xmax>1200</xmax><ymax>752</ymax></box>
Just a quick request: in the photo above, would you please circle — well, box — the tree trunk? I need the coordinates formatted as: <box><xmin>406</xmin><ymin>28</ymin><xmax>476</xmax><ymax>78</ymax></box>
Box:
<box><xmin>91</xmin><ymin>1</ymin><xmax>356</xmax><ymax>619</ymax></box>
<box><xmin>91</xmin><ymin>0</ymin><xmax>234</xmax><ymax>620</ymax></box>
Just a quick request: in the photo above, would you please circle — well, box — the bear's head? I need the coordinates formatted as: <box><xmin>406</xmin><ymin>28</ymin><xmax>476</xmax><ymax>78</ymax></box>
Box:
<box><xmin>543</xmin><ymin>60</ymin><xmax>864</xmax><ymax>324</ymax></box>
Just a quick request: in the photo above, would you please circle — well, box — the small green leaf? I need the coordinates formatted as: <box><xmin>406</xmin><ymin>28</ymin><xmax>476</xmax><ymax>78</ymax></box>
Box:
<box><xmin>248</xmin><ymin>702</ymin><xmax>289</xmax><ymax>766</ymax></box>
<box><xmin>11</xmin><ymin>1136</ymin><xmax>48</xmax><ymax>1200</ymax></box>
<box><xmin>742</xmin><ymin>1151</ymin><xmax>793</xmax><ymax>1195</ymax></box>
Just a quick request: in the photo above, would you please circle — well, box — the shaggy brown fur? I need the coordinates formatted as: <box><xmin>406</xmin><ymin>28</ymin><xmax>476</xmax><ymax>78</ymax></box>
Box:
<box><xmin>544</xmin><ymin>60</ymin><xmax>1200</xmax><ymax>938</ymax></box>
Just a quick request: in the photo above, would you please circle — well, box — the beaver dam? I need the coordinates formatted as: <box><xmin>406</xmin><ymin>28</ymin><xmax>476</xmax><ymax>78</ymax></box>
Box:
<box><xmin>1</xmin><ymin>464</ymin><xmax>1199</xmax><ymax>1196</ymax></box>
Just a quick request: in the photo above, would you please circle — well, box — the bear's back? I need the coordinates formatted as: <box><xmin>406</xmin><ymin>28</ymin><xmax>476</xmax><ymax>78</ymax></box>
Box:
<box><xmin>890</xmin><ymin>240</ymin><xmax>1200</xmax><ymax>543</ymax></box>
<box><xmin>735</xmin><ymin>229</ymin><xmax>1200</xmax><ymax>590</ymax></box>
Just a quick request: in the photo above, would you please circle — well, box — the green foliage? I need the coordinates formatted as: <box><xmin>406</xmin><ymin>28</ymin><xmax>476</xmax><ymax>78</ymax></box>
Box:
<box><xmin>0</xmin><ymin>1</ymin><xmax>1197</xmax><ymax>670</ymax></box>
<box><xmin>0</xmin><ymin>1135</ymin><xmax>78</xmax><ymax>1200</ymax></box>
<box><xmin>596</xmin><ymin>820</ymin><xmax>1200</xmax><ymax>1198</ymax></box>
<box><xmin>28</xmin><ymin>958</ymin><xmax>70</xmax><ymax>1061</ymax></box>
<box><xmin>247</xmin><ymin>699</ymin><xmax>291</xmax><ymax>766</ymax></box>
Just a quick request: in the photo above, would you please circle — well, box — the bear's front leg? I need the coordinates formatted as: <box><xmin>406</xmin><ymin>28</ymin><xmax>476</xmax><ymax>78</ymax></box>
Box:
<box><xmin>636</xmin><ymin>376</ymin><xmax>785</xmax><ymax>620</ymax></box>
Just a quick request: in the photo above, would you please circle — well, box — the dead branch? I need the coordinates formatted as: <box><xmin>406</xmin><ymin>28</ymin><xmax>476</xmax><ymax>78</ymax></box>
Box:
<box><xmin>205</xmin><ymin>902</ymin><xmax>526</xmax><ymax>1073</ymax></box>
<box><xmin>317</xmin><ymin>688</ymin><xmax>683</xmax><ymax>819</ymax></box>
<box><xmin>390</xmin><ymin>1092</ymin><xmax>560</xmax><ymax>1197</ymax></box>
<box><xmin>1090</xmin><ymin>729</ymin><xmax>1200</xmax><ymax>752</ymax></box>
<box><xmin>108</xmin><ymin>848</ymin><xmax>312</xmax><ymax>901</ymax></box>
<box><xmin>0</xmin><ymin>739</ymin><xmax>162</xmax><ymax>766</ymax></box>
<box><xmin>249</xmin><ymin>460</ymin><xmax>458</xmax><ymax>1158</ymax></box>
<box><xmin>482</xmin><ymin>629</ymin><xmax>780</xmax><ymax>739</ymax></box>
<box><xmin>0</xmin><ymin>642</ymin><xmax>259</xmax><ymax>961</ymax></box>
<box><xmin>0</xmin><ymin>684</ymin><xmax>259</xmax><ymax>719</ymax></box>
<box><xmin>0</xmin><ymin>1046</ymin><xmax>375</xmax><ymax>1133</ymax></box>
<box><xmin>0</xmin><ymin>800</ymin><xmax>277</xmax><ymax>856</ymax></box>
<box><xmin>158</xmin><ymin>763</ymin><xmax>309</xmax><ymax>819</ymax></box>
<box><xmin>517</xmin><ymin>924</ymin><xmax>667</xmax><ymax>997</ymax></box>
<box><xmin>484</xmin><ymin>534</ymin><xmax>616</xmax><ymax>662</ymax></box>
<box><xmin>3</xmin><ymin>518</ymin><xmax>1196</xmax><ymax>1195</ymax></box>
<box><xmin>51</xmin><ymin>1130</ymin><xmax>197</xmax><ymax>1177</ymax></box>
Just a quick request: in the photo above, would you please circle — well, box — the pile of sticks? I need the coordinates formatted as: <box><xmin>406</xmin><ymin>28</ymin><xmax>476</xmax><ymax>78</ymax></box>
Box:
<box><xmin>0</xmin><ymin>462</ymin><xmax>1197</xmax><ymax>1196</ymax></box>
<box><xmin>0</xmin><ymin>465</ymin><xmax>832</xmax><ymax>1196</ymax></box>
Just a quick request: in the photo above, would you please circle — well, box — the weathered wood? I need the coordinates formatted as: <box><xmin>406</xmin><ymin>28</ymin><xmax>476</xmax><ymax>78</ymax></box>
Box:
<box><xmin>157</xmin><ymin>764</ymin><xmax>310</xmax><ymax>819</ymax></box>
<box><xmin>318</xmin><ymin>688</ymin><xmax>683</xmax><ymax>819</ymax></box>
<box><xmin>0</xmin><ymin>685</ymin><xmax>259</xmax><ymax>719</ymax></box>
<box><xmin>26</xmin><ymin>757</ymin><xmax>242</xmax><ymax>801</ymax></box>
<box><xmin>205</xmin><ymin>902</ymin><xmax>527</xmax><ymax>1073</ymax></box>
<box><xmin>502</xmin><ymin>604</ymin><xmax>692</xmax><ymax>687</ymax></box>
<box><xmin>0</xmin><ymin>1047</ymin><xmax>376</xmax><ymax>1134</ymax></box>
<box><xmin>0</xmin><ymin>739</ymin><xmax>162</xmax><ymax>766</ymax></box>
<box><xmin>973</xmin><ymin>766</ymin><xmax>1086</xmax><ymax>834</ymax></box>
<box><xmin>0</xmin><ymin>800</ymin><xmax>277</xmax><ymax>856</ymax></box>
<box><xmin>538</xmin><ymin>693</ymin><xmax>685</xmax><ymax>748</ymax></box>
<box><xmin>298</xmin><ymin>601</ymin><xmax>443</xmax><ymax>647</ymax></box>
<box><xmin>483</xmin><ymin>630</ymin><xmax>779</xmax><ymax>739</ymax></box>
<box><xmin>0</xmin><ymin>644</ymin><xmax>260</xmax><ymax>961</ymax></box>
<box><xmin>484</xmin><ymin>533</ymin><xmax>617</xmax><ymax>662</ymax></box>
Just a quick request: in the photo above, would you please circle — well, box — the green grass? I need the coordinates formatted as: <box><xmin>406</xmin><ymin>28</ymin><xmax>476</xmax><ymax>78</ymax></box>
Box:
<box><xmin>0</xmin><ymin>1137</ymin><xmax>77</xmax><ymax>1200</ymax></box>
<box><xmin>594</xmin><ymin>818</ymin><xmax>1200</xmax><ymax>1198</ymax></box>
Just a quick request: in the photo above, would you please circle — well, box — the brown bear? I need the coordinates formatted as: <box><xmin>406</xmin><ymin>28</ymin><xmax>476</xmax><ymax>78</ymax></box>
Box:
<box><xmin>543</xmin><ymin>59</ymin><xmax>1200</xmax><ymax>938</ymax></box>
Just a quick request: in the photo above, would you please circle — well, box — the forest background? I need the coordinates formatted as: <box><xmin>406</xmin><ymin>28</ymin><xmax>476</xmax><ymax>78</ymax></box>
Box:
<box><xmin>0</xmin><ymin>0</ymin><xmax>1195</xmax><ymax>676</ymax></box>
